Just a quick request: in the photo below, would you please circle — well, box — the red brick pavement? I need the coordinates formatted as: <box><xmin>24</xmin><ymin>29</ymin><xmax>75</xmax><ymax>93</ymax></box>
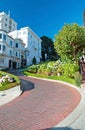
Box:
<box><xmin>0</xmin><ymin>76</ymin><xmax>81</xmax><ymax>130</ymax></box>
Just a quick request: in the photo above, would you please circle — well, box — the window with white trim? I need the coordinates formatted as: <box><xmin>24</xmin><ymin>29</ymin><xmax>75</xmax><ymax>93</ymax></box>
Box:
<box><xmin>16</xmin><ymin>43</ymin><xmax>18</xmax><ymax>48</ymax></box>
<box><xmin>3</xmin><ymin>45</ymin><xmax>6</xmax><ymax>51</ymax></box>
<box><xmin>0</xmin><ymin>44</ymin><xmax>1</xmax><ymax>50</ymax></box>
<box><xmin>10</xmin><ymin>40</ymin><xmax>12</xmax><ymax>46</ymax></box>
<box><xmin>10</xmin><ymin>50</ymin><xmax>12</xmax><ymax>56</ymax></box>
<box><xmin>0</xmin><ymin>33</ymin><xmax>2</xmax><ymax>39</ymax></box>
<box><xmin>3</xmin><ymin>34</ymin><xmax>6</xmax><ymax>41</ymax></box>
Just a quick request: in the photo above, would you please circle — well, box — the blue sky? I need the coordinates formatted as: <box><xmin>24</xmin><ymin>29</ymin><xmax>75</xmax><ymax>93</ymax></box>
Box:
<box><xmin>0</xmin><ymin>0</ymin><xmax>85</xmax><ymax>40</ymax></box>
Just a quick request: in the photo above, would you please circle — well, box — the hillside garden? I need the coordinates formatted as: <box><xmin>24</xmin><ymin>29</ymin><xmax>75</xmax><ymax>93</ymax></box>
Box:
<box><xmin>23</xmin><ymin>60</ymin><xmax>81</xmax><ymax>86</ymax></box>
<box><xmin>24</xmin><ymin>23</ymin><xmax>85</xmax><ymax>87</ymax></box>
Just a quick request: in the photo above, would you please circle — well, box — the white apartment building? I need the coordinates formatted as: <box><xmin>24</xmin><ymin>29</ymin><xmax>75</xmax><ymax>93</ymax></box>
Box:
<box><xmin>0</xmin><ymin>11</ymin><xmax>41</xmax><ymax>70</ymax></box>
<box><xmin>0</xmin><ymin>11</ymin><xmax>17</xmax><ymax>32</ymax></box>
<box><xmin>8</xmin><ymin>27</ymin><xmax>41</xmax><ymax>66</ymax></box>
<box><xmin>0</xmin><ymin>30</ymin><xmax>25</xmax><ymax>70</ymax></box>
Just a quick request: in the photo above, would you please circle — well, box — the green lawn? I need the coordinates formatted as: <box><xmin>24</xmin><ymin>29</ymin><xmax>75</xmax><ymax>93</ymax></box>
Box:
<box><xmin>23</xmin><ymin>71</ymin><xmax>77</xmax><ymax>86</ymax></box>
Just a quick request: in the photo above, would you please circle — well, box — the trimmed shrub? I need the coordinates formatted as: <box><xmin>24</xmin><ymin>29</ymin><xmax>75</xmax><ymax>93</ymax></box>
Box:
<box><xmin>38</xmin><ymin>64</ymin><xmax>47</xmax><ymax>74</ymax></box>
<box><xmin>57</xmin><ymin>63</ymin><xmax>79</xmax><ymax>78</ymax></box>
<box><xmin>44</xmin><ymin>67</ymin><xmax>52</xmax><ymax>76</ymax></box>
<box><xmin>27</xmin><ymin>65</ymin><xmax>40</xmax><ymax>73</ymax></box>
<box><xmin>32</xmin><ymin>56</ymin><xmax>36</xmax><ymax>64</ymax></box>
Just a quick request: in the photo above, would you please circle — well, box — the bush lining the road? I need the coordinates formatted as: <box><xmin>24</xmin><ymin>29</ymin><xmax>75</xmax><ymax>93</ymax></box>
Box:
<box><xmin>23</xmin><ymin>60</ymin><xmax>82</xmax><ymax>87</ymax></box>
<box><xmin>23</xmin><ymin>70</ymin><xmax>77</xmax><ymax>86</ymax></box>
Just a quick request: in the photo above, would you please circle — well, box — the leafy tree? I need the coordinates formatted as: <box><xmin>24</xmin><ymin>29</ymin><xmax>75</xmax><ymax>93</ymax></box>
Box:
<box><xmin>54</xmin><ymin>23</ymin><xmax>85</xmax><ymax>62</ymax></box>
<box><xmin>41</xmin><ymin>36</ymin><xmax>58</xmax><ymax>61</ymax></box>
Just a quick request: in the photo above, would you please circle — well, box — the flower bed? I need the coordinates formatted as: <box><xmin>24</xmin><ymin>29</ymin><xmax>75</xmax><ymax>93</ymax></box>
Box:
<box><xmin>0</xmin><ymin>71</ymin><xmax>21</xmax><ymax>91</ymax></box>
<box><xmin>0</xmin><ymin>75</ymin><xmax>15</xmax><ymax>85</ymax></box>
<box><xmin>24</xmin><ymin>60</ymin><xmax>81</xmax><ymax>86</ymax></box>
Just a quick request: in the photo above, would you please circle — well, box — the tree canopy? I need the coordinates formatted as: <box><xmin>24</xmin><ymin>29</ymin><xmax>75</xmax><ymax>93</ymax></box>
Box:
<box><xmin>41</xmin><ymin>36</ymin><xmax>58</xmax><ymax>61</ymax></box>
<box><xmin>54</xmin><ymin>23</ymin><xmax>85</xmax><ymax>62</ymax></box>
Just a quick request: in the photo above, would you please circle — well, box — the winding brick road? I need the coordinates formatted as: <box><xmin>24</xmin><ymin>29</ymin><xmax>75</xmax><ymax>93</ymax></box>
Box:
<box><xmin>0</xmin><ymin>73</ymin><xmax>81</xmax><ymax>130</ymax></box>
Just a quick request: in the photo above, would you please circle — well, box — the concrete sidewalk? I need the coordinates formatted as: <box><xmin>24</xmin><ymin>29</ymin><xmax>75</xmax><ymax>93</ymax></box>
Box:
<box><xmin>0</xmin><ymin>85</ymin><xmax>22</xmax><ymax>106</ymax></box>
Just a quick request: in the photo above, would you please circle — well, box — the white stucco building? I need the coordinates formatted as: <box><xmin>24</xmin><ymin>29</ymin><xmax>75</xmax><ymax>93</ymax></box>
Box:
<box><xmin>0</xmin><ymin>30</ymin><xmax>25</xmax><ymax>69</ymax></box>
<box><xmin>0</xmin><ymin>11</ymin><xmax>41</xmax><ymax>69</ymax></box>
<box><xmin>0</xmin><ymin>11</ymin><xmax>17</xmax><ymax>32</ymax></box>
<box><xmin>8</xmin><ymin>27</ymin><xmax>41</xmax><ymax>66</ymax></box>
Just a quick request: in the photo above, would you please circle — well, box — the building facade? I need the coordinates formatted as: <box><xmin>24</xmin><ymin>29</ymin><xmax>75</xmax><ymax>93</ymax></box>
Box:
<box><xmin>8</xmin><ymin>27</ymin><xmax>41</xmax><ymax>66</ymax></box>
<box><xmin>0</xmin><ymin>30</ymin><xmax>25</xmax><ymax>70</ymax></box>
<box><xmin>0</xmin><ymin>12</ymin><xmax>41</xmax><ymax>70</ymax></box>
<box><xmin>0</xmin><ymin>11</ymin><xmax>17</xmax><ymax>33</ymax></box>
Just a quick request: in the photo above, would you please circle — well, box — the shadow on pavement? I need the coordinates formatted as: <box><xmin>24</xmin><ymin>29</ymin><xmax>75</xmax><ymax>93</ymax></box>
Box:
<box><xmin>6</xmin><ymin>69</ymin><xmax>35</xmax><ymax>92</ymax></box>
<box><xmin>43</xmin><ymin>127</ymin><xmax>80</xmax><ymax>130</ymax></box>
<box><xmin>20</xmin><ymin>78</ymin><xmax>34</xmax><ymax>92</ymax></box>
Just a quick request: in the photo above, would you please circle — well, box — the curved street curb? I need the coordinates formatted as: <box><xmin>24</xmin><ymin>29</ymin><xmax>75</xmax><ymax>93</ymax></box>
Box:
<box><xmin>51</xmin><ymin>89</ymin><xmax>85</xmax><ymax>129</ymax></box>
<box><xmin>27</xmin><ymin>76</ymin><xmax>85</xmax><ymax>129</ymax></box>
<box><xmin>0</xmin><ymin>85</ymin><xmax>22</xmax><ymax>106</ymax></box>
<box><xmin>0</xmin><ymin>74</ymin><xmax>83</xmax><ymax>129</ymax></box>
<box><xmin>27</xmin><ymin>75</ymin><xmax>81</xmax><ymax>92</ymax></box>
